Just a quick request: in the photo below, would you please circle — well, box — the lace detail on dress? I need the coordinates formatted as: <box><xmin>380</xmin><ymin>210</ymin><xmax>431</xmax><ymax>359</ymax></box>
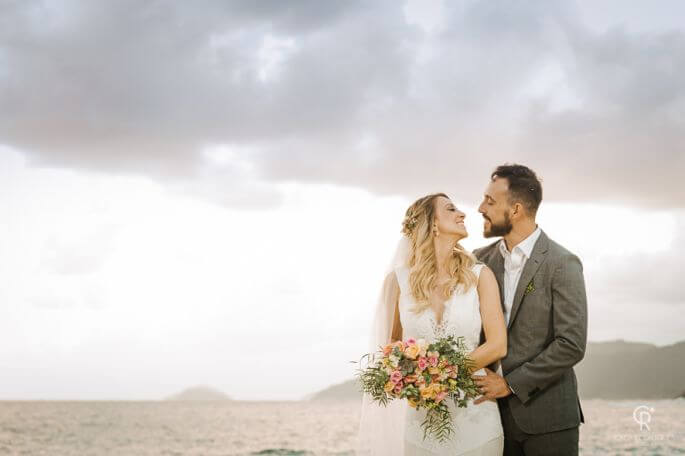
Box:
<box><xmin>430</xmin><ymin>313</ymin><xmax>448</xmax><ymax>339</ymax></box>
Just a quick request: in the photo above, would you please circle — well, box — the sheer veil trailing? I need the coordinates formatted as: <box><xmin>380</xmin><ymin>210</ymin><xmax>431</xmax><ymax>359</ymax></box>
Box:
<box><xmin>355</xmin><ymin>235</ymin><xmax>411</xmax><ymax>455</ymax></box>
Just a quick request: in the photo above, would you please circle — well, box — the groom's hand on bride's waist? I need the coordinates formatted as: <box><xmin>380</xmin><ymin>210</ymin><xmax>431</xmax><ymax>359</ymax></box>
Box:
<box><xmin>471</xmin><ymin>367</ymin><xmax>513</xmax><ymax>404</ymax></box>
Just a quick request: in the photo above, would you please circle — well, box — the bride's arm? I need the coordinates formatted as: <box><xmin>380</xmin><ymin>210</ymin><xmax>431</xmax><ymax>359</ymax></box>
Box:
<box><xmin>386</xmin><ymin>273</ymin><xmax>403</xmax><ymax>343</ymax></box>
<box><xmin>467</xmin><ymin>265</ymin><xmax>507</xmax><ymax>373</ymax></box>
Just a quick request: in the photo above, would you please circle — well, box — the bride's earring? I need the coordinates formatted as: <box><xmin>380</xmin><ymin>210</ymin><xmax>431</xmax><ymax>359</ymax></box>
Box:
<box><xmin>433</xmin><ymin>224</ymin><xmax>439</xmax><ymax>237</ymax></box>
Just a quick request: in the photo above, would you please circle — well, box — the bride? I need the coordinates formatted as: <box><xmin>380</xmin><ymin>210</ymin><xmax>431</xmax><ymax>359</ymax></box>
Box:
<box><xmin>357</xmin><ymin>193</ymin><xmax>507</xmax><ymax>455</ymax></box>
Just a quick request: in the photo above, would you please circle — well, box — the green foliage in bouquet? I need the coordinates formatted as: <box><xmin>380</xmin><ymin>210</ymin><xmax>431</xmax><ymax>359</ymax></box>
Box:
<box><xmin>354</xmin><ymin>351</ymin><xmax>392</xmax><ymax>406</ymax></box>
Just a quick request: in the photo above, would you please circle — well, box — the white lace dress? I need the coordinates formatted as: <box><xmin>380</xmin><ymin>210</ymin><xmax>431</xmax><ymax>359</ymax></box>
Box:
<box><xmin>395</xmin><ymin>263</ymin><xmax>504</xmax><ymax>455</ymax></box>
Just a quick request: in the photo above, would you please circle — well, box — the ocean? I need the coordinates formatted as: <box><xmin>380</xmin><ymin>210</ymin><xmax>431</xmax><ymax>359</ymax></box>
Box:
<box><xmin>1</xmin><ymin>399</ymin><xmax>683</xmax><ymax>455</ymax></box>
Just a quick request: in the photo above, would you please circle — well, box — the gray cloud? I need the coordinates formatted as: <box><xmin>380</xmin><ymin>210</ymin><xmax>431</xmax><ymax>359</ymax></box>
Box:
<box><xmin>0</xmin><ymin>0</ymin><xmax>683</xmax><ymax>207</ymax></box>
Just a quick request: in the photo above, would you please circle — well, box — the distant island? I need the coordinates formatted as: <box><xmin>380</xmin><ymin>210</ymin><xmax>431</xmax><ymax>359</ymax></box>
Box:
<box><xmin>164</xmin><ymin>386</ymin><xmax>232</xmax><ymax>401</ymax></box>
<box><xmin>309</xmin><ymin>339</ymin><xmax>685</xmax><ymax>401</ymax></box>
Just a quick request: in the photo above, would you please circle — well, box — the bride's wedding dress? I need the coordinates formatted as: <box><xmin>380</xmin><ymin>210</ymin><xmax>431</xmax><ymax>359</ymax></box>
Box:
<box><xmin>395</xmin><ymin>263</ymin><xmax>504</xmax><ymax>455</ymax></box>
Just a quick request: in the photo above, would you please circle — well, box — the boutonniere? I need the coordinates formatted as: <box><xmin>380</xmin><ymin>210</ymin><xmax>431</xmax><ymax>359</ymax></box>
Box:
<box><xmin>524</xmin><ymin>279</ymin><xmax>535</xmax><ymax>295</ymax></box>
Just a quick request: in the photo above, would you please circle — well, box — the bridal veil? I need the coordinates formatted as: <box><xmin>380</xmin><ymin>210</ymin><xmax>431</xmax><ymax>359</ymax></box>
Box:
<box><xmin>355</xmin><ymin>236</ymin><xmax>411</xmax><ymax>455</ymax></box>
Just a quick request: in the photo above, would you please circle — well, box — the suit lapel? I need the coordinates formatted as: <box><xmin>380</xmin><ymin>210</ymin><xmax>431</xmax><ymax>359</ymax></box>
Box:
<box><xmin>489</xmin><ymin>249</ymin><xmax>506</xmax><ymax>316</ymax></box>
<box><xmin>507</xmin><ymin>231</ymin><xmax>549</xmax><ymax>329</ymax></box>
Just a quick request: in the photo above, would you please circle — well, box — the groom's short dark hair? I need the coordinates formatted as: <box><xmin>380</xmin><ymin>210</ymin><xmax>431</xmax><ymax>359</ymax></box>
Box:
<box><xmin>491</xmin><ymin>164</ymin><xmax>543</xmax><ymax>215</ymax></box>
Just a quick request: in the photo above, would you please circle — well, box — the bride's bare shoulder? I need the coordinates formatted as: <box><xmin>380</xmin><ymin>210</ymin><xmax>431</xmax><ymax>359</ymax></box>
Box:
<box><xmin>476</xmin><ymin>264</ymin><xmax>497</xmax><ymax>288</ymax></box>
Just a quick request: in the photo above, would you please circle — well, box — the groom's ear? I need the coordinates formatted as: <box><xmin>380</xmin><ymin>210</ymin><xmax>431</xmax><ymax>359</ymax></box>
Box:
<box><xmin>511</xmin><ymin>201</ymin><xmax>534</xmax><ymax>222</ymax></box>
<box><xmin>511</xmin><ymin>201</ymin><xmax>524</xmax><ymax>218</ymax></box>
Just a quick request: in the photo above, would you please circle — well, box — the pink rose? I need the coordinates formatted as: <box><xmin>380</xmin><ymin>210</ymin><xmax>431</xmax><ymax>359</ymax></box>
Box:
<box><xmin>393</xmin><ymin>382</ymin><xmax>404</xmax><ymax>395</ymax></box>
<box><xmin>417</xmin><ymin>357</ymin><xmax>428</xmax><ymax>371</ymax></box>
<box><xmin>435</xmin><ymin>391</ymin><xmax>447</xmax><ymax>403</ymax></box>
<box><xmin>429</xmin><ymin>356</ymin><xmax>439</xmax><ymax>367</ymax></box>
<box><xmin>406</xmin><ymin>337</ymin><xmax>417</xmax><ymax>345</ymax></box>
<box><xmin>390</xmin><ymin>370</ymin><xmax>403</xmax><ymax>383</ymax></box>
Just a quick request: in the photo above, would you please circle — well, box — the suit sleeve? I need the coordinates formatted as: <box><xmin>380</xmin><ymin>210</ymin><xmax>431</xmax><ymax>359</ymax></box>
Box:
<box><xmin>504</xmin><ymin>253</ymin><xmax>588</xmax><ymax>405</ymax></box>
<box><xmin>472</xmin><ymin>247</ymin><xmax>483</xmax><ymax>261</ymax></box>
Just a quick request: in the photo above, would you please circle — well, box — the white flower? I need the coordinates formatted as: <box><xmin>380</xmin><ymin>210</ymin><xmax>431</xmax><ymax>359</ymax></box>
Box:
<box><xmin>418</xmin><ymin>339</ymin><xmax>429</xmax><ymax>357</ymax></box>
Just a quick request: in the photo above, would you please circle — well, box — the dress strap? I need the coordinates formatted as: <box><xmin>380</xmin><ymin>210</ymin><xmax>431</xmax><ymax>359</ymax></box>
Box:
<box><xmin>472</xmin><ymin>262</ymin><xmax>486</xmax><ymax>280</ymax></box>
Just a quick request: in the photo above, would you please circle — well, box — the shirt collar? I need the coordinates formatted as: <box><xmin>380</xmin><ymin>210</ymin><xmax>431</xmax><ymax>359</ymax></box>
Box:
<box><xmin>498</xmin><ymin>226</ymin><xmax>542</xmax><ymax>259</ymax></box>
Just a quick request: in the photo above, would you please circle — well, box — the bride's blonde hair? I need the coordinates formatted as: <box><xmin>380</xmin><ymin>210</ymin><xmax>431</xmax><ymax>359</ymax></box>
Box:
<box><xmin>401</xmin><ymin>193</ymin><xmax>477</xmax><ymax>315</ymax></box>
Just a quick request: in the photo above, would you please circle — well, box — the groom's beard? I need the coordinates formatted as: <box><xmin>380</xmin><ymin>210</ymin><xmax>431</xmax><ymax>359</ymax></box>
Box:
<box><xmin>484</xmin><ymin>213</ymin><xmax>513</xmax><ymax>238</ymax></box>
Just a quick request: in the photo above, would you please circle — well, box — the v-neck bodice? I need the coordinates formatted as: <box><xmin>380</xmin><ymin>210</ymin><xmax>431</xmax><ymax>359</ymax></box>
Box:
<box><xmin>394</xmin><ymin>263</ymin><xmax>484</xmax><ymax>349</ymax></box>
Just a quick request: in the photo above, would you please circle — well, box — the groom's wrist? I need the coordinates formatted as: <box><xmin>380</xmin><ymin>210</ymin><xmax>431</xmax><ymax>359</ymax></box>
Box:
<box><xmin>506</xmin><ymin>381</ymin><xmax>516</xmax><ymax>396</ymax></box>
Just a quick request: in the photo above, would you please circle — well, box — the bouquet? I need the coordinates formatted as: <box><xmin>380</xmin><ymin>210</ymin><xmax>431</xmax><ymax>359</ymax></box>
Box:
<box><xmin>354</xmin><ymin>335</ymin><xmax>481</xmax><ymax>443</ymax></box>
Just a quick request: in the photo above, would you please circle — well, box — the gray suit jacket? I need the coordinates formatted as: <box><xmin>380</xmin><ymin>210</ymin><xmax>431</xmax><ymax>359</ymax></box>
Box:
<box><xmin>474</xmin><ymin>230</ymin><xmax>587</xmax><ymax>435</ymax></box>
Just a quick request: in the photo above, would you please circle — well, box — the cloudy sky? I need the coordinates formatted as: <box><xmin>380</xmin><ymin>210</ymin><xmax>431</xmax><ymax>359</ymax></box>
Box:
<box><xmin>1</xmin><ymin>0</ymin><xmax>683</xmax><ymax>401</ymax></box>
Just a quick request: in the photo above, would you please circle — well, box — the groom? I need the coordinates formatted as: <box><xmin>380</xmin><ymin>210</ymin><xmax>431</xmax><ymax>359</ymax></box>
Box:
<box><xmin>471</xmin><ymin>164</ymin><xmax>587</xmax><ymax>455</ymax></box>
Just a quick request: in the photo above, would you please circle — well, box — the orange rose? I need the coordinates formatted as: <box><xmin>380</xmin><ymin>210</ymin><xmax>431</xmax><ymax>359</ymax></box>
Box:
<box><xmin>404</xmin><ymin>344</ymin><xmax>420</xmax><ymax>359</ymax></box>
<box><xmin>394</xmin><ymin>340</ymin><xmax>405</xmax><ymax>352</ymax></box>
<box><xmin>404</xmin><ymin>374</ymin><xmax>418</xmax><ymax>384</ymax></box>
